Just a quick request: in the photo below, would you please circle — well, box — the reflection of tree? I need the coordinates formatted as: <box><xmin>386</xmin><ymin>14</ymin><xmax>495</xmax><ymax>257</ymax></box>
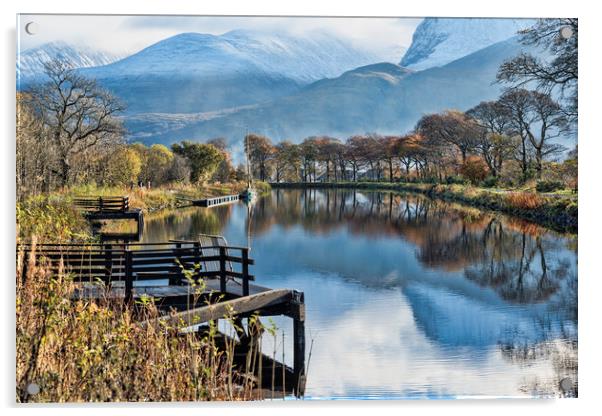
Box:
<box><xmin>500</xmin><ymin>339</ymin><xmax>577</xmax><ymax>397</ymax></box>
<box><xmin>464</xmin><ymin>223</ymin><xmax>572</xmax><ymax>304</ymax></box>
<box><xmin>252</xmin><ymin>189</ymin><xmax>576</xmax><ymax>305</ymax></box>
<box><xmin>141</xmin><ymin>205</ymin><xmax>231</xmax><ymax>242</ymax></box>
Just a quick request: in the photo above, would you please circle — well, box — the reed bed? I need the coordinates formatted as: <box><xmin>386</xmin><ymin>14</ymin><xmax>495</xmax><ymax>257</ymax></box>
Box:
<box><xmin>16</xmin><ymin>243</ymin><xmax>279</xmax><ymax>403</ymax></box>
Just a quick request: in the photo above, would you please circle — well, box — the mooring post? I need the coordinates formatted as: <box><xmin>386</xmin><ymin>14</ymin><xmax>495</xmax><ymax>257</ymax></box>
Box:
<box><xmin>241</xmin><ymin>247</ymin><xmax>250</xmax><ymax>296</ymax></box>
<box><xmin>292</xmin><ymin>291</ymin><xmax>306</xmax><ymax>397</ymax></box>
<box><xmin>219</xmin><ymin>246</ymin><xmax>227</xmax><ymax>293</ymax></box>
<box><xmin>137</xmin><ymin>210</ymin><xmax>144</xmax><ymax>239</ymax></box>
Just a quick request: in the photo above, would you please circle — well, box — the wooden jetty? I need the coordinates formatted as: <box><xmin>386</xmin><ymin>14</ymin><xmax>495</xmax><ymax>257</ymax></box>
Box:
<box><xmin>191</xmin><ymin>194</ymin><xmax>240</xmax><ymax>207</ymax></box>
<box><xmin>73</xmin><ymin>196</ymin><xmax>144</xmax><ymax>237</ymax></box>
<box><xmin>18</xmin><ymin>240</ymin><xmax>306</xmax><ymax>397</ymax></box>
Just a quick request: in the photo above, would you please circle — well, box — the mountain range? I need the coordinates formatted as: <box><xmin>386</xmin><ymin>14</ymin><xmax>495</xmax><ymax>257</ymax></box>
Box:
<box><xmin>80</xmin><ymin>30</ymin><xmax>380</xmax><ymax>114</ymax></box>
<box><xmin>125</xmin><ymin>37</ymin><xmax>529</xmax><ymax>151</ymax></box>
<box><xmin>17</xmin><ymin>18</ymin><xmax>536</xmax><ymax>157</ymax></box>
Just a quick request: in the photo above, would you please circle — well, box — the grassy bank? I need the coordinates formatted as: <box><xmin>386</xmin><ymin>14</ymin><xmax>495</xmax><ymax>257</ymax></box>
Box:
<box><xmin>16</xmin><ymin>181</ymin><xmax>271</xmax><ymax>242</ymax></box>
<box><xmin>271</xmin><ymin>181</ymin><xmax>577</xmax><ymax>233</ymax></box>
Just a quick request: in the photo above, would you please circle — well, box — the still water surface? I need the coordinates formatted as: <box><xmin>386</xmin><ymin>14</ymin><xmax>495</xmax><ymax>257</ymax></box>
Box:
<box><xmin>140</xmin><ymin>188</ymin><xmax>577</xmax><ymax>399</ymax></box>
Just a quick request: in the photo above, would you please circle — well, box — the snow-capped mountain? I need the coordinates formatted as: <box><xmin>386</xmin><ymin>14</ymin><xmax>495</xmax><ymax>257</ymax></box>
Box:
<box><xmin>86</xmin><ymin>30</ymin><xmax>379</xmax><ymax>82</ymax></box>
<box><xmin>400</xmin><ymin>18</ymin><xmax>535</xmax><ymax>70</ymax></box>
<box><xmin>76</xmin><ymin>30</ymin><xmax>380</xmax><ymax>114</ymax></box>
<box><xmin>17</xmin><ymin>41</ymin><xmax>122</xmax><ymax>83</ymax></box>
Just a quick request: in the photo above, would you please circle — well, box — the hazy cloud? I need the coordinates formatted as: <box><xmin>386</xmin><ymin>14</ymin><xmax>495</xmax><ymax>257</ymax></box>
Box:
<box><xmin>18</xmin><ymin>14</ymin><xmax>421</xmax><ymax>62</ymax></box>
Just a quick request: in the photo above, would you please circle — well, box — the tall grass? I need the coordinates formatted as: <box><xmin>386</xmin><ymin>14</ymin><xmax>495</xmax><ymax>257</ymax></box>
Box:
<box><xmin>16</xmin><ymin>195</ymin><xmax>91</xmax><ymax>242</ymax></box>
<box><xmin>16</xmin><ymin>244</ymin><xmax>280</xmax><ymax>402</ymax></box>
<box><xmin>504</xmin><ymin>192</ymin><xmax>543</xmax><ymax>210</ymax></box>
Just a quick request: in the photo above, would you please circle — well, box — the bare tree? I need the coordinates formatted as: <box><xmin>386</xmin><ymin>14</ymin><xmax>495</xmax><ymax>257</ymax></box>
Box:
<box><xmin>467</xmin><ymin>101</ymin><xmax>516</xmax><ymax>177</ymax></box>
<box><xmin>497</xmin><ymin>18</ymin><xmax>578</xmax><ymax>125</ymax></box>
<box><xmin>26</xmin><ymin>59</ymin><xmax>125</xmax><ymax>186</ymax></box>
<box><xmin>416</xmin><ymin>110</ymin><xmax>480</xmax><ymax>164</ymax></box>
<box><xmin>527</xmin><ymin>91</ymin><xmax>568</xmax><ymax>175</ymax></box>
<box><xmin>499</xmin><ymin>89</ymin><xmax>566</xmax><ymax>179</ymax></box>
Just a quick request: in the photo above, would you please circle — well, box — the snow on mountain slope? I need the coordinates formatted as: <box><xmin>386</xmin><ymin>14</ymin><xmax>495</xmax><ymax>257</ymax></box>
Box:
<box><xmin>73</xmin><ymin>30</ymin><xmax>380</xmax><ymax>114</ymax></box>
<box><xmin>400</xmin><ymin>18</ymin><xmax>535</xmax><ymax>70</ymax></box>
<box><xmin>82</xmin><ymin>30</ymin><xmax>380</xmax><ymax>83</ymax></box>
<box><xmin>17</xmin><ymin>41</ymin><xmax>122</xmax><ymax>83</ymax></box>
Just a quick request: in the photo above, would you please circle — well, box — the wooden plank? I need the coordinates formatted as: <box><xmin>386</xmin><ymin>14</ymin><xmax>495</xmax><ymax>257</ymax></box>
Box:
<box><xmin>140</xmin><ymin>289</ymin><xmax>294</xmax><ymax>328</ymax></box>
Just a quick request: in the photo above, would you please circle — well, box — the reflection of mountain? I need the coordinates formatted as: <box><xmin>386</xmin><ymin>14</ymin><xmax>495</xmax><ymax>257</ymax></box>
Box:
<box><xmin>402</xmin><ymin>281</ymin><xmax>576</xmax><ymax>349</ymax></box>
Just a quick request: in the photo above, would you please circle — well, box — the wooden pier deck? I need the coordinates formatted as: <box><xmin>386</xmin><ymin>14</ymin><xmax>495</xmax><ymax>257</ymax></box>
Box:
<box><xmin>73</xmin><ymin>196</ymin><xmax>144</xmax><ymax>237</ymax></box>
<box><xmin>191</xmin><ymin>194</ymin><xmax>240</xmax><ymax>207</ymax></box>
<box><xmin>18</xmin><ymin>239</ymin><xmax>306</xmax><ymax>396</ymax></box>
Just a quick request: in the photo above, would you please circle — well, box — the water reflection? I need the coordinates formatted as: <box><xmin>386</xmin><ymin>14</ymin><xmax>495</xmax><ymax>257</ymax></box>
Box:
<box><xmin>141</xmin><ymin>188</ymin><xmax>577</xmax><ymax>399</ymax></box>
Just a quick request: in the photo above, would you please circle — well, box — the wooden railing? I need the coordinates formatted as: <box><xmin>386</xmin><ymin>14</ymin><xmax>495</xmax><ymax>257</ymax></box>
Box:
<box><xmin>73</xmin><ymin>196</ymin><xmax>129</xmax><ymax>213</ymax></box>
<box><xmin>18</xmin><ymin>241</ymin><xmax>255</xmax><ymax>302</ymax></box>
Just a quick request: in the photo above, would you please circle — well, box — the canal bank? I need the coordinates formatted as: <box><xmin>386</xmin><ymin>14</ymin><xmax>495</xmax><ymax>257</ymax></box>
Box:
<box><xmin>270</xmin><ymin>182</ymin><xmax>578</xmax><ymax>234</ymax></box>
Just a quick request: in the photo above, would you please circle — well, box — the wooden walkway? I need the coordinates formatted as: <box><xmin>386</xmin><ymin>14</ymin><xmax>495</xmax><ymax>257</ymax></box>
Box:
<box><xmin>18</xmin><ymin>239</ymin><xmax>306</xmax><ymax>396</ymax></box>
<box><xmin>73</xmin><ymin>196</ymin><xmax>144</xmax><ymax>238</ymax></box>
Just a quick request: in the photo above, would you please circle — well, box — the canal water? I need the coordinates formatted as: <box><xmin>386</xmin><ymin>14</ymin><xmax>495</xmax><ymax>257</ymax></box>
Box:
<box><xmin>140</xmin><ymin>188</ymin><xmax>578</xmax><ymax>399</ymax></box>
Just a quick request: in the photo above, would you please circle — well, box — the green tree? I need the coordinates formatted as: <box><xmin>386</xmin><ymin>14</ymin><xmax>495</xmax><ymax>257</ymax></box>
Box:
<box><xmin>106</xmin><ymin>147</ymin><xmax>142</xmax><ymax>186</ymax></box>
<box><xmin>146</xmin><ymin>144</ymin><xmax>174</xmax><ymax>185</ymax></box>
<box><xmin>171</xmin><ymin>141</ymin><xmax>224</xmax><ymax>184</ymax></box>
<box><xmin>245</xmin><ymin>134</ymin><xmax>274</xmax><ymax>181</ymax></box>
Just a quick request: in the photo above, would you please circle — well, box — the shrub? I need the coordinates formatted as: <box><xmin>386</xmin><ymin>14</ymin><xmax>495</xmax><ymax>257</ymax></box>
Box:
<box><xmin>481</xmin><ymin>175</ymin><xmax>498</xmax><ymax>188</ymax></box>
<box><xmin>536</xmin><ymin>180</ymin><xmax>564</xmax><ymax>193</ymax></box>
<box><xmin>445</xmin><ymin>175</ymin><xmax>468</xmax><ymax>185</ymax></box>
<box><xmin>459</xmin><ymin>156</ymin><xmax>489</xmax><ymax>185</ymax></box>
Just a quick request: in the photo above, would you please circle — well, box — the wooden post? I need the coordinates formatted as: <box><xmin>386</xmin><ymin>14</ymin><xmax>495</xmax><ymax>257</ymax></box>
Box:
<box><xmin>124</xmin><ymin>250</ymin><xmax>133</xmax><ymax>304</ymax></box>
<box><xmin>241</xmin><ymin>248</ymin><xmax>250</xmax><ymax>296</ymax></box>
<box><xmin>219</xmin><ymin>246</ymin><xmax>227</xmax><ymax>293</ymax></box>
<box><xmin>171</xmin><ymin>242</ymin><xmax>182</xmax><ymax>285</ymax></box>
<box><xmin>193</xmin><ymin>241</ymin><xmax>200</xmax><ymax>283</ymax></box>
<box><xmin>137</xmin><ymin>210</ymin><xmax>144</xmax><ymax>239</ymax></box>
<box><xmin>99</xmin><ymin>196</ymin><xmax>103</xmax><ymax>212</ymax></box>
<box><xmin>292</xmin><ymin>292</ymin><xmax>306</xmax><ymax>397</ymax></box>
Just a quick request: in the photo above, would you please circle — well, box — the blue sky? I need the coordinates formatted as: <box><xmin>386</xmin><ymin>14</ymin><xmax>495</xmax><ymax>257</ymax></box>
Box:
<box><xmin>18</xmin><ymin>14</ymin><xmax>422</xmax><ymax>62</ymax></box>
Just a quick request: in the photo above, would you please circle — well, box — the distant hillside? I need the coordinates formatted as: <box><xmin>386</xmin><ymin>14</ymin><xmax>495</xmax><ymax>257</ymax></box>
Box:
<box><xmin>75</xmin><ymin>30</ymin><xmax>380</xmax><ymax>114</ymax></box>
<box><xmin>124</xmin><ymin>37</ymin><xmax>529</xmax><ymax>153</ymax></box>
